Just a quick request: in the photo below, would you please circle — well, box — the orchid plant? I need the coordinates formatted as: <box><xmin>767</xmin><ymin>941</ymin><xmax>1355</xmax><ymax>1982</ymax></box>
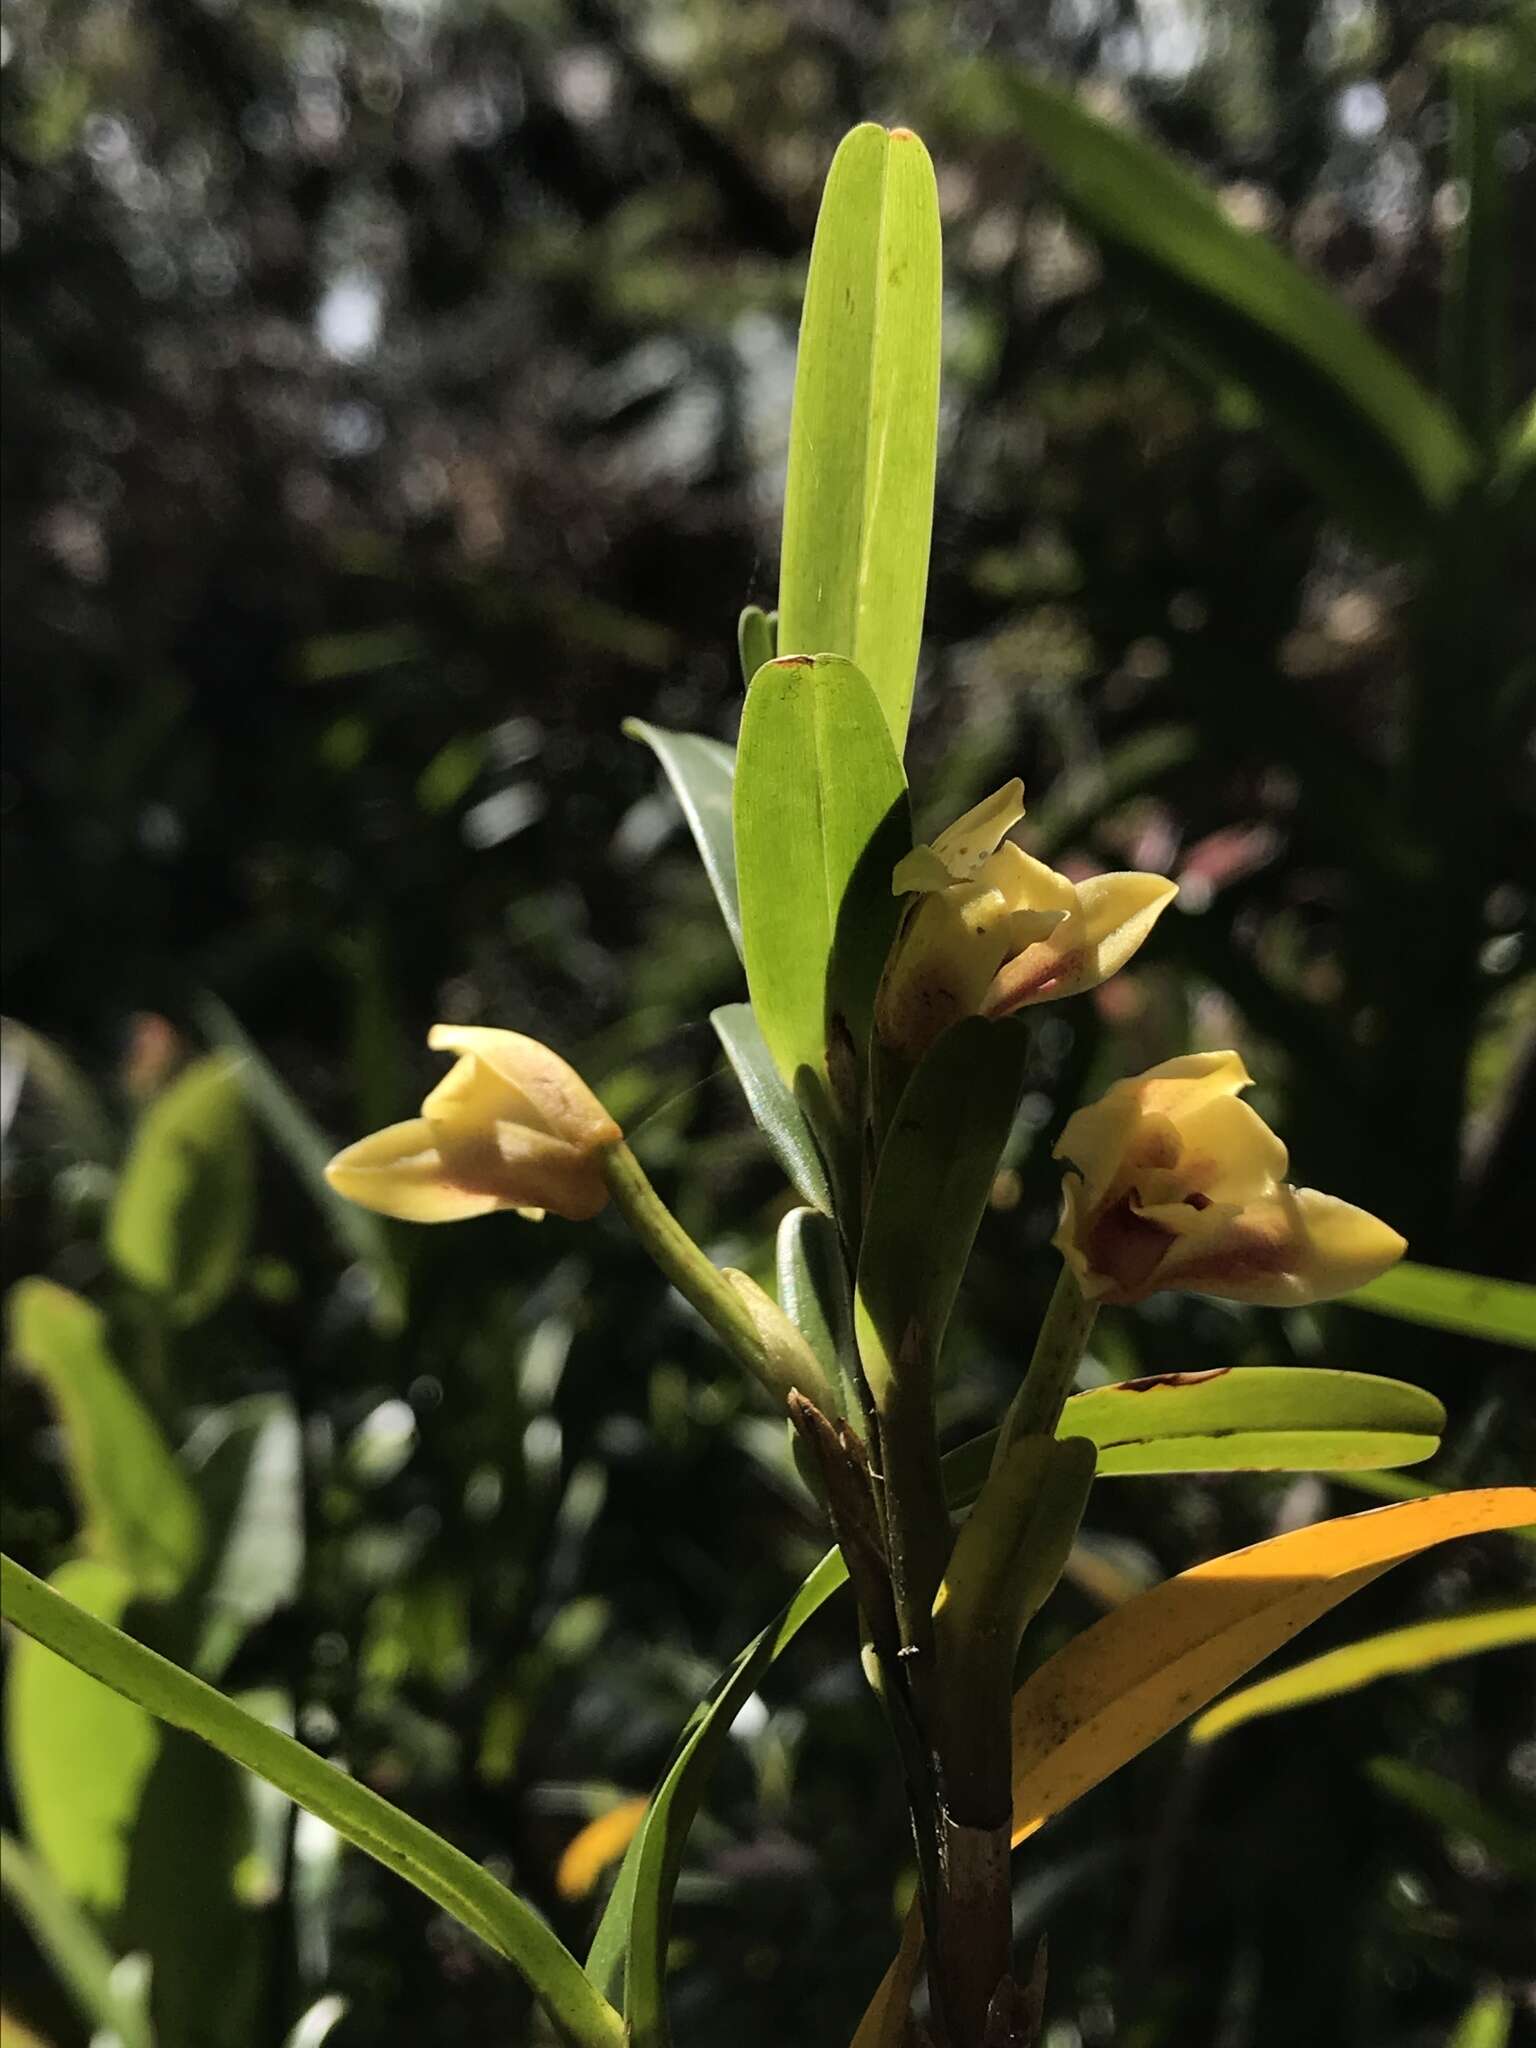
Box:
<box><xmin>4</xmin><ymin>101</ymin><xmax>1533</xmax><ymax>2048</ymax></box>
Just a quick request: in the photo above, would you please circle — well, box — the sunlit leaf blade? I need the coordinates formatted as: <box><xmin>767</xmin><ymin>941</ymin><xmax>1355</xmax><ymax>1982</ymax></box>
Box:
<box><xmin>8</xmin><ymin>1280</ymin><xmax>203</xmax><ymax>1597</ymax></box>
<box><xmin>1448</xmin><ymin>1990</ymin><xmax>1514</xmax><ymax>2048</ymax></box>
<box><xmin>734</xmin><ymin>655</ymin><xmax>908</xmax><ymax>1094</ymax></box>
<box><xmin>198</xmin><ymin>997</ymin><xmax>407</xmax><ymax>1334</ymax></box>
<box><xmin>1008</xmin><ymin>1488</ymin><xmax>1535</xmax><ymax>1844</ymax></box>
<box><xmin>283</xmin><ymin>1996</ymin><xmax>351</xmax><ymax>2048</ymax></box>
<box><xmin>1190</xmin><ymin>1603</ymin><xmax>1536</xmax><ymax>1743</ymax></box>
<box><xmin>0</xmin><ymin>1556</ymin><xmax>627</xmax><ymax>2048</ymax></box>
<box><xmin>711</xmin><ymin>1003</ymin><xmax>832</xmax><ymax>1213</ymax></box>
<box><xmin>588</xmin><ymin>1549</ymin><xmax>848</xmax><ymax>2030</ymax></box>
<box><xmin>5</xmin><ymin>1560</ymin><xmax>161</xmax><ymax>1913</ymax></box>
<box><xmin>106</xmin><ymin>1052</ymin><xmax>254</xmax><ymax>1324</ymax></box>
<box><xmin>778</xmin><ymin>125</ymin><xmax>941</xmax><ymax>746</ymax></box>
<box><xmin>0</xmin><ymin>1830</ymin><xmax>154</xmax><ymax>2048</ymax></box>
<box><xmin>1344</xmin><ymin>1260</ymin><xmax>1536</xmax><ymax>1349</ymax></box>
<box><xmin>940</xmin><ymin>1366</ymin><xmax>1445</xmax><ymax>1508</ymax></box>
<box><xmin>954</xmin><ymin>66</ymin><xmax>1475</xmax><ymax>544</ymax></box>
<box><xmin>623</xmin><ymin>719</ymin><xmax>742</xmax><ymax>958</ymax></box>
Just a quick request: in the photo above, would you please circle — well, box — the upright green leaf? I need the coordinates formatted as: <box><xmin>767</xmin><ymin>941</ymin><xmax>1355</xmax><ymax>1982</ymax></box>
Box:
<box><xmin>9</xmin><ymin>1280</ymin><xmax>202</xmax><ymax>1596</ymax></box>
<box><xmin>623</xmin><ymin>719</ymin><xmax>742</xmax><ymax>957</ymax></box>
<box><xmin>198</xmin><ymin>996</ymin><xmax>405</xmax><ymax>1333</ymax></box>
<box><xmin>778</xmin><ymin>125</ymin><xmax>942</xmax><ymax>745</ymax></box>
<box><xmin>953</xmin><ymin>66</ymin><xmax>1475</xmax><ymax>544</ymax></box>
<box><xmin>734</xmin><ymin>655</ymin><xmax>908</xmax><ymax>1102</ymax></box>
<box><xmin>5</xmin><ymin>1560</ymin><xmax>161</xmax><ymax>1912</ymax></box>
<box><xmin>591</xmin><ymin>1550</ymin><xmax>849</xmax><ymax>2040</ymax></box>
<box><xmin>106</xmin><ymin>1052</ymin><xmax>254</xmax><ymax>1325</ymax></box>
<box><xmin>1191</xmin><ymin>1604</ymin><xmax>1536</xmax><ymax>1743</ymax></box>
<box><xmin>0</xmin><ymin>1556</ymin><xmax>626</xmax><ymax>2048</ymax></box>
<box><xmin>711</xmin><ymin>1003</ymin><xmax>832</xmax><ymax>1213</ymax></box>
<box><xmin>1344</xmin><ymin>1260</ymin><xmax>1536</xmax><ymax>1349</ymax></box>
<box><xmin>182</xmin><ymin>1395</ymin><xmax>305</xmax><ymax>1679</ymax></box>
<box><xmin>736</xmin><ymin>605</ymin><xmax>776</xmax><ymax>688</ymax></box>
<box><xmin>856</xmin><ymin>1017</ymin><xmax>1029</xmax><ymax>1409</ymax></box>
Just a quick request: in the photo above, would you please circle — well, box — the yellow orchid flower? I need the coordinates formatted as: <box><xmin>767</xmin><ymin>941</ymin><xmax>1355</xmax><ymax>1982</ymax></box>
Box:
<box><xmin>873</xmin><ymin>779</ymin><xmax>1177</xmax><ymax>1061</ymax></box>
<box><xmin>1052</xmin><ymin>1051</ymin><xmax>1406</xmax><ymax>1307</ymax></box>
<box><xmin>324</xmin><ymin>1026</ymin><xmax>621</xmax><ymax>1224</ymax></box>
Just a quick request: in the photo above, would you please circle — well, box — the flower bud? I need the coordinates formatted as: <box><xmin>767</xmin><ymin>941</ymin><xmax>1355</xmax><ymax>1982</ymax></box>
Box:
<box><xmin>324</xmin><ymin>1026</ymin><xmax>621</xmax><ymax>1224</ymax></box>
<box><xmin>874</xmin><ymin>780</ymin><xmax>1176</xmax><ymax>1061</ymax></box>
<box><xmin>1052</xmin><ymin>1051</ymin><xmax>1406</xmax><ymax>1307</ymax></box>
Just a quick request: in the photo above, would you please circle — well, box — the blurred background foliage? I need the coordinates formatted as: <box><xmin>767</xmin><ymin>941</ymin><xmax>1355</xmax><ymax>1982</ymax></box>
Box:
<box><xmin>1</xmin><ymin>2</ymin><xmax>1533</xmax><ymax>2045</ymax></box>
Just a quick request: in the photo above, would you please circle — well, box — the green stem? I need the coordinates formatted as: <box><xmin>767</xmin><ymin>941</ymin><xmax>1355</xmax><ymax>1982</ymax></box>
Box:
<box><xmin>994</xmin><ymin>1265</ymin><xmax>1098</xmax><ymax>1463</ymax></box>
<box><xmin>0</xmin><ymin>1556</ymin><xmax>625</xmax><ymax>2048</ymax></box>
<box><xmin>601</xmin><ymin>1141</ymin><xmax>806</xmax><ymax>1403</ymax></box>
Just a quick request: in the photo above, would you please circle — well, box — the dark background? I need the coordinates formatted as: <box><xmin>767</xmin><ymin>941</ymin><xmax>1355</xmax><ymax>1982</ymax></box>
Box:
<box><xmin>2</xmin><ymin>3</ymin><xmax>1533</xmax><ymax>2045</ymax></box>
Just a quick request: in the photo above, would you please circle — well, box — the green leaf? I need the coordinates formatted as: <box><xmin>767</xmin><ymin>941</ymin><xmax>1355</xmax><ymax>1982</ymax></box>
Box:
<box><xmin>776</xmin><ymin>1205</ymin><xmax>855</xmax><ymax>1413</ymax></box>
<box><xmin>736</xmin><ymin>605</ymin><xmax>776</xmax><ymax>688</ymax></box>
<box><xmin>623</xmin><ymin>719</ymin><xmax>742</xmax><ymax>958</ymax></box>
<box><xmin>941</xmin><ymin>1367</ymin><xmax>1444</xmax><ymax>1503</ymax></box>
<box><xmin>123</xmin><ymin>1729</ymin><xmax>262</xmax><ymax>2048</ymax></box>
<box><xmin>0</xmin><ymin>1018</ymin><xmax>118</xmax><ymax>1164</ymax></box>
<box><xmin>1344</xmin><ymin>1260</ymin><xmax>1536</xmax><ymax>1349</ymax></box>
<box><xmin>5</xmin><ymin>1560</ymin><xmax>161</xmax><ymax>1913</ymax></box>
<box><xmin>0</xmin><ymin>1830</ymin><xmax>154</xmax><ymax>2048</ymax></box>
<box><xmin>0</xmin><ymin>1554</ymin><xmax>627</xmax><ymax>2048</ymax></box>
<box><xmin>595</xmin><ymin>1550</ymin><xmax>848</xmax><ymax>2042</ymax></box>
<box><xmin>106</xmin><ymin>1052</ymin><xmax>254</xmax><ymax>1325</ymax></box>
<box><xmin>856</xmin><ymin>1017</ymin><xmax>1028</xmax><ymax>1409</ymax></box>
<box><xmin>182</xmin><ymin>1395</ymin><xmax>304</xmax><ymax>1679</ymax></box>
<box><xmin>711</xmin><ymin>1003</ymin><xmax>832</xmax><ymax>1213</ymax></box>
<box><xmin>1448</xmin><ymin>1991</ymin><xmax>1514</xmax><ymax>2048</ymax></box>
<box><xmin>1442</xmin><ymin>32</ymin><xmax>1510</xmax><ymax>454</ymax></box>
<box><xmin>734</xmin><ymin>654</ymin><xmax>908</xmax><ymax>1100</ymax></box>
<box><xmin>1370</xmin><ymin>1758</ymin><xmax>1536</xmax><ymax>1883</ymax></box>
<box><xmin>197</xmin><ymin>996</ymin><xmax>406</xmax><ymax>1334</ymax></box>
<box><xmin>778</xmin><ymin>125</ymin><xmax>942</xmax><ymax>746</ymax></box>
<box><xmin>8</xmin><ymin>1280</ymin><xmax>203</xmax><ymax>1597</ymax></box>
<box><xmin>954</xmin><ymin>66</ymin><xmax>1475</xmax><ymax>545</ymax></box>
<box><xmin>1191</xmin><ymin>1603</ymin><xmax>1536</xmax><ymax>1743</ymax></box>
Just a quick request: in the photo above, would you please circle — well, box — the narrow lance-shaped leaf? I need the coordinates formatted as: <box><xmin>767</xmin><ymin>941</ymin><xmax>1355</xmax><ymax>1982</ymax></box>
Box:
<box><xmin>1344</xmin><ymin>1259</ymin><xmax>1536</xmax><ymax>1349</ymax></box>
<box><xmin>940</xmin><ymin>1367</ymin><xmax>1447</xmax><ymax>1503</ymax></box>
<box><xmin>0</xmin><ymin>1555</ymin><xmax>627</xmax><ymax>2048</ymax></box>
<box><xmin>779</xmin><ymin>125</ymin><xmax>941</xmax><ymax>746</ymax></box>
<box><xmin>588</xmin><ymin>1550</ymin><xmax>848</xmax><ymax>2034</ymax></box>
<box><xmin>1190</xmin><ymin>1603</ymin><xmax>1536</xmax><ymax>1743</ymax></box>
<box><xmin>623</xmin><ymin>718</ymin><xmax>742</xmax><ymax>958</ymax></box>
<box><xmin>1008</xmin><ymin>1487</ymin><xmax>1536</xmax><ymax>1843</ymax></box>
<box><xmin>951</xmin><ymin>65</ymin><xmax>1475</xmax><ymax>546</ymax></box>
<box><xmin>1441</xmin><ymin>30</ymin><xmax>1510</xmax><ymax>455</ymax></box>
<box><xmin>9</xmin><ymin>1279</ymin><xmax>203</xmax><ymax>1596</ymax></box>
<box><xmin>734</xmin><ymin>654</ymin><xmax>908</xmax><ymax>1099</ymax></box>
<box><xmin>777</xmin><ymin>1205</ymin><xmax>856</xmax><ymax>1414</ymax></box>
<box><xmin>711</xmin><ymin>1003</ymin><xmax>832</xmax><ymax>1214</ymax></box>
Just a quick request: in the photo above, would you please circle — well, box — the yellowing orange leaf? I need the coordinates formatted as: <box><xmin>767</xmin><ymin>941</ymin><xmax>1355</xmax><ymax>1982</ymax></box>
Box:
<box><xmin>1011</xmin><ymin>1486</ymin><xmax>1535</xmax><ymax>1843</ymax></box>
<box><xmin>848</xmin><ymin>1906</ymin><xmax>925</xmax><ymax>2048</ymax></box>
<box><xmin>555</xmin><ymin>1796</ymin><xmax>649</xmax><ymax>1902</ymax></box>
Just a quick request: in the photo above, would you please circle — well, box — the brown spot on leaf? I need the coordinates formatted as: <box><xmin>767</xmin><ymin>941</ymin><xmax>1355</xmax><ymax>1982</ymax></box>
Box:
<box><xmin>1118</xmin><ymin>1368</ymin><xmax>1233</xmax><ymax>1393</ymax></box>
